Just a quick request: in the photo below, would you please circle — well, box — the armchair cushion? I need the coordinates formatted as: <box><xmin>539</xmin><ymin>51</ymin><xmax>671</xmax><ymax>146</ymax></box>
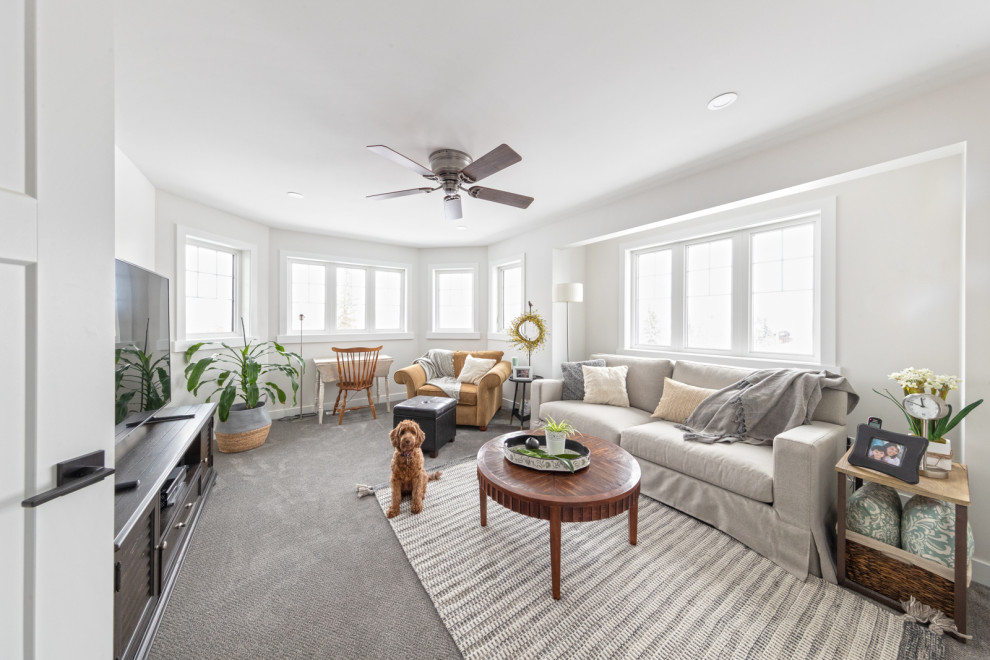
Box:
<box><xmin>453</xmin><ymin>351</ymin><xmax>504</xmax><ymax>377</ymax></box>
<box><xmin>457</xmin><ymin>356</ymin><xmax>497</xmax><ymax>384</ymax></box>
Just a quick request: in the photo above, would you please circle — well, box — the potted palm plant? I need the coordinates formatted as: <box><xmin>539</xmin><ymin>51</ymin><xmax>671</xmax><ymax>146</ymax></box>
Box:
<box><xmin>540</xmin><ymin>416</ymin><xmax>580</xmax><ymax>456</ymax></box>
<box><xmin>184</xmin><ymin>321</ymin><xmax>304</xmax><ymax>453</ymax></box>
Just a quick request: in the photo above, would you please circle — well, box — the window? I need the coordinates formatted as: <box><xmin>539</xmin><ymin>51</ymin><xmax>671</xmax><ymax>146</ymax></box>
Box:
<box><xmin>491</xmin><ymin>255</ymin><xmax>525</xmax><ymax>337</ymax></box>
<box><xmin>176</xmin><ymin>228</ymin><xmax>255</xmax><ymax>345</ymax></box>
<box><xmin>283</xmin><ymin>254</ymin><xmax>409</xmax><ymax>338</ymax></box>
<box><xmin>627</xmin><ymin>208</ymin><xmax>829</xmax><ymax>364</ymax></box>
<box><xmin>429</xmin><ymin>264</ymin><xmax>479</xmax><ymax>337</ymax></box>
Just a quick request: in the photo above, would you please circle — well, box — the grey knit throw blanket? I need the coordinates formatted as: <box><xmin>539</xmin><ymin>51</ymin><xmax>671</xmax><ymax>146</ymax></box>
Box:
<box><xmin>677</xmin><ymin>369</ymin><xmax>859</xmax><ymax>445</ymax></box>
<box><xmin>414</xmin><ymin>349</ymin><xmax>461</xmax><ymax>400</ymax></box>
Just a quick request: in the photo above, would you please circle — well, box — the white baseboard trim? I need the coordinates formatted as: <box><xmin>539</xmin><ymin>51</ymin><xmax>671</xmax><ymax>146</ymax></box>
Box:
<box><xmin>971</xmin><ymin>557</ymin><xmax>990</xmax><ymax>586</ymax></box>
<box><xmin>268</xmin><ymin>393</ymin><xmax>403</xmax><ymax>420</ymax></box>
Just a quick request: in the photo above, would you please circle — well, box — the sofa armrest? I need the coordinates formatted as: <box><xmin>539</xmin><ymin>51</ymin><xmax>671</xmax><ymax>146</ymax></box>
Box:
<box><xmin>393</xmin><ymin>364</ymin><xmax>427</xmax><ymax>399</ymax></box>
<box><xmin>530</xmin><ymin>378</ymin><xmax>564</xmax><ymax>429</ymax></box>
<box><xmin>772</xmin><ymin>421</ymin><xmax>846</xmax><ymax>582</ymax></box>
<box><xmin>479</xmin><ymin>360</ymin><xmax>511</xmax><ymax>391</ymax></box>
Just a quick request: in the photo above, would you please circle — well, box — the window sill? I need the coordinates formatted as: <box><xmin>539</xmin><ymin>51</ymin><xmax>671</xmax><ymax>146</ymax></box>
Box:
<box><xmin>618</xmin><ymin>347</ymin><xmax>838</xmax><ymax>373</ymax></box>
<box><xmin>426</xmin><ymin>331</ymin><xmax>481</xmax><ymax>340</ymax></box>
<box><xmin>275</xmin><ymin>332</ymin><xmax>414</xmax><ymax>344</ymax></box>
<box><xmin>174</xmin><ymin>338</ymin><xmax>248</xmax><ymax>354</ymax></box>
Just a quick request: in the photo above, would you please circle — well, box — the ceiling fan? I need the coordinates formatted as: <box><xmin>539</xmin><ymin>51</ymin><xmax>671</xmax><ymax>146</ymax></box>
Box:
<box><xmin>366</xmin><ymin>143</ymin><xmax>534</xmax><ymax>221</ymax></box>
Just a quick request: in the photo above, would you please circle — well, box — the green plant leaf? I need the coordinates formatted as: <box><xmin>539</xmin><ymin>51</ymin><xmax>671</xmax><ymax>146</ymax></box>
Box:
<box><xmin>185</xmin><ymin>357</ymin><xmax>215</xmax><ymax>392</ymax></box>
<box><xmin>217</xmin><ymin>384</ymin><xmax>237</xmax><ymax>422</ymax></box>
<box><xmin>184</xmin><ymin>342</ymin><xmax>209</xmax><ymax>363</ymax></box>
<box><xmin>940</xmin><ymin>399</ymin><xmax>984</xmax><ymax>437</ymax></box>
<box><xmin>265</xmin><ymin>381</ymin><xmax>287</xmax><ymax>404</ymax></box>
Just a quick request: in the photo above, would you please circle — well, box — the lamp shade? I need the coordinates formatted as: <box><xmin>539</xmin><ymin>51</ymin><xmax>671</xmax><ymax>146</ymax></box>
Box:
<box><xmin>553</xmin><ymin>282</ymin><xmax>584</xmax><ymax>303</ymax></box>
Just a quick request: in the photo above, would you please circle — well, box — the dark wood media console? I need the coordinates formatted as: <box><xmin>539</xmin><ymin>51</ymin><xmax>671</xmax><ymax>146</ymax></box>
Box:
<box><xmin>113</xmin><ymin>403</ymin><xmax>217</xmax><ymax>660</ymax></box>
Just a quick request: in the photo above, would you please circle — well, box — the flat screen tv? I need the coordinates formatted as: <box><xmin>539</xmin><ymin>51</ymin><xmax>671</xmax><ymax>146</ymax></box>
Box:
<box><xmin>114</xmin><ymin>259</ymin><xmax>173</xmax><ymax>443</ymax></box>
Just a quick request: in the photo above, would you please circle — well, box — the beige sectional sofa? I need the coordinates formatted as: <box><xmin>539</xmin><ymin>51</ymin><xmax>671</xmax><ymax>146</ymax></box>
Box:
<box><xmin>530</xmin><ymin>353</ymin><xmax>853</xmax><ymax>583</ymax></box>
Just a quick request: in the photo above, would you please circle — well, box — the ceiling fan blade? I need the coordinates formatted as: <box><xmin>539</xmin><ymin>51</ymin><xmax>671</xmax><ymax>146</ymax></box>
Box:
<box><xmin>366</xmin><ymin>187</ymin><xmax>436</xmax><ymax>200</ymax></box>
<box><xmin>367</xmin><ymin>145</ymin><xmax>436</xmax><ymax>178</ymax></box>
<box><xmin>459</xmin><ymin>144</ymin><xmax>521</xmax><ymax>183</ymax></box>
<box><xmin>444</xmin><ymin>195</ymin><xmax>463</xmax><ymax>221</ymax></box>
<box><xmin>467</xmin><ymin>186</ymin><xmax>534</xmax><ymax>209</ymax></box>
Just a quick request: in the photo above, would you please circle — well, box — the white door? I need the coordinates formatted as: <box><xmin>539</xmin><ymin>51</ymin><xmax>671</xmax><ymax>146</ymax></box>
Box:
<box><xmin>0</xmin><ymin>2</ymin><xmax>115</xmax><ymax>658</ymax></box>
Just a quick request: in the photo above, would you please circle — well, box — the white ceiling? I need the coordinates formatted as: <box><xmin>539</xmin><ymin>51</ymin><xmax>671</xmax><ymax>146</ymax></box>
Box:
<box><xmin>114</xmin><ymin>2</ymin><xmax>990</xmax><ymax>248</ymax></box>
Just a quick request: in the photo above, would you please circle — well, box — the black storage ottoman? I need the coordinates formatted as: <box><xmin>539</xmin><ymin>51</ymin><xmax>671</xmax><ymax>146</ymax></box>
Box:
<box><xmin>392</xmin><ymin>396</ymin><xmax>457</xmax><ymax>458</ymax></box>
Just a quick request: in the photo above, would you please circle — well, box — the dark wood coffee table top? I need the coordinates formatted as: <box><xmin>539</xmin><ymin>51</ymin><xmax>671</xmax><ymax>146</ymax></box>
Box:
<box><xmin>476</xmin><ymin>431</ymin><xmax>641</xmax><ymax>600</ymax></box>
<box><xmin>477</xmin><ymin>431</ymin><xmax>641</xmax><ymax>508</ymax></box>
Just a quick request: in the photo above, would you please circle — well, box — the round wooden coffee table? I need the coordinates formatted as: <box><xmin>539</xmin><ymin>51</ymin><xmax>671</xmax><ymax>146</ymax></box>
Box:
<box><xmin>477</xmin><ymin>431</ymin><xmax>641</xmax><ymax>599</ymax></box>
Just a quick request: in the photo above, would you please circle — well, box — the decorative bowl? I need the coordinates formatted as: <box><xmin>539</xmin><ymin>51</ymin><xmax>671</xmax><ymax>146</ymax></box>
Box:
<box><xmin>502</xmin><ymin>434</ymin><xmax>591</xmax><ymax>473</ymax></box>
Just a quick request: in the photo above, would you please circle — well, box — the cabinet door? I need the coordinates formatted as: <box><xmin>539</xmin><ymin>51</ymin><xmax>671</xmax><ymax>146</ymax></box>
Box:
<box><xmin>114</xmin><ymin>500</ymin><xmax>157</xmax><ymax>660</ymax></box>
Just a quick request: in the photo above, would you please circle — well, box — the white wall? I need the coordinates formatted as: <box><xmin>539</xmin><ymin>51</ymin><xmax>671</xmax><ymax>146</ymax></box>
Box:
<box><xmin>269</xmin><ymin>229</ymin><xmax>423</xmax><ymax>415</ymax></box>
<box><xmin>114</xmin><ymin>146</ymin><xmax>156</xmax><ymax>269</ymax></box>
<box><xmin>584</xmin><ymin>154</ymin><xmax>963</xmax><ymax>438</ymax></box>
<box><xmin>155</xmin><ymin>191</ymin><xmax>271</xmax><ymax>407</ymax></box>
<box><xmin>488</xmin><ymin>71</ymin><xmax>990</xmax><ymax>583</ymax></box>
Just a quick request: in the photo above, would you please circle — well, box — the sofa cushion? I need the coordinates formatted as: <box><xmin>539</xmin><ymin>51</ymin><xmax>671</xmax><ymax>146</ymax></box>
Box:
<box><xmin>539</xmin><ymin>400</ymin><xmax>654</xmax><ymax>445</ymax></box>
<box><xmin>620</xmin><ymin>421</ymin><xmax>774</xmax><ymax>503</ymax></box>
<box><xmin>671</xmin><ymin>360</ymin><xmax>753</xmax><ymax>390</ymax></box>
<box><xmin>561</xmin><ymin>359</ymin><xmax>605</xmax><ymax>400</ymax></box>
<box><xmin>591</xmin><ymin>354</ymin><xmax>673</xmax><ymax>413</ymax></box>
<box><xmin>652</xmin><ymin>377</ymin><xmax>716</xmax><ymax>423</ymax></box>
<box><xmin>583</xmin><ymin>365</ymin><xmax>630</xmax><ymax>407</ymax></box>
<box><xmin>418</xmin><ymin>383</ymin><xmax>477</xmax><ymax>406</ymax></box>
<box><xmin>452</xmin><ymin>351</ymin><xmax>504</xmax><ymax>377</ymax></box>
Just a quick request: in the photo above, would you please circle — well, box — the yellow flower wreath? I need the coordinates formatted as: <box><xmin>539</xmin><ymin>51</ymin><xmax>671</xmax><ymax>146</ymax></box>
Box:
<box><xmin>508</xmin><ymin>306</ymin><xmax>548</xmax><ymax>361</ymax></box>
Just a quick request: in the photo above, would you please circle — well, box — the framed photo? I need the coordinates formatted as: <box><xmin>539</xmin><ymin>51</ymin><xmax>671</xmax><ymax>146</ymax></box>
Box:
<box><xmin>848</xmin><ymin>424</ymin><xmax>928</xmax><ymax>484</ymax></box>
<box><xmin>512</xmin><ymin>366</ymin><xmax>533</xmax><ymax>380</ymax></box>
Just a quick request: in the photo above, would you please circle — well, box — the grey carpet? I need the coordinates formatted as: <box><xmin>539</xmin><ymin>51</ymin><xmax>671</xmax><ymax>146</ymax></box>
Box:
<box><xmin>150</xmin><ymin>405</ymin><xmax>990</xmax><ymax>659</ymax></box>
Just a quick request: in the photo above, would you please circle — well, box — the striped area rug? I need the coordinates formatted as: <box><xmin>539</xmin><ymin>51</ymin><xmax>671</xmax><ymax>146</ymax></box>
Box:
<box><xmin>377</xmin><ymin>460</ymin><xmax>942</xmax><ymax>660</ymax></box>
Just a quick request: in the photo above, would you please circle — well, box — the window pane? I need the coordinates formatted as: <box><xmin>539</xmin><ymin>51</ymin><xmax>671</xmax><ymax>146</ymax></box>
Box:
<box><xmin>751</xmin><ymin>224</ymin><xmax>814</xmax><ymax>355</ymax></box>
<box><xmin>634</xmin><ymin>250</ymin><xmax>671</xmax><ymax>346</ymax></box>
<box><xmin>336</xmin><ymin>267</ymin><xmax>366</xmax><ymax>330</ymax></box>
<box><xmin>437</xmin><ymin>270</ymin><xmax>474</xmax><ymax>331</ymax></box>
<box><xmin>685</xmin><ymin>239</ymin><xmax>732</xmax><ymax>349</ymax></box>
<box><xmin>290</xmin><ymin>262</ymin><xmax>326</xmax><ymax>332</ymax></box>
<box><xmin>375</xmin><ymin>270</ymin><xmax>402</xmax><ymax>330</ymax></box>
<box><xmin>499</xmin><ymin>265</ymin><xmax>522</xmax><ymax>332</ymax></box>
<box><xmin>185</xmin><ymin>243</ymin><xmax>235</xmax><ymax>335</ymax></box>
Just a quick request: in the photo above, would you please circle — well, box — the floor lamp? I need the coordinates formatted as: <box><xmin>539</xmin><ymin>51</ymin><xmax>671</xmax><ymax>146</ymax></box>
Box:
<box><xmin>553</xmin><ymin>283</ymin><xmax>583</xmax><ymax>362</ymax></box>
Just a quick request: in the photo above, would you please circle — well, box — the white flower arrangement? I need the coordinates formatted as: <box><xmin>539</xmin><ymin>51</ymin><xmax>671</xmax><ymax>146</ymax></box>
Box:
<box><xmin>887</xmin><ymin>367</ymin><xmax>960</xmax><ymax>398</ymax></box>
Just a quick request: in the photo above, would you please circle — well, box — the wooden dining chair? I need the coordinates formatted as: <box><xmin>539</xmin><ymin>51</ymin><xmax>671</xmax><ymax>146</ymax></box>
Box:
<box><xmin>331</xmin><ymin>346</ymin><xmax>383</xmax><ymax>425</ymax></box>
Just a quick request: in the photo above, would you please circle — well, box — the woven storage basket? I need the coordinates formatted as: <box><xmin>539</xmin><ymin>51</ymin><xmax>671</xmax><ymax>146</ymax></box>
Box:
<box><xmin>216</xmin><ymin>424</ymin><xmax>270</xmax><ymax>453</ymax></box>
<box><xmin>845</xmin><ymin>530</ymin><xmax>970</xmax><ymax>619</ymax></box>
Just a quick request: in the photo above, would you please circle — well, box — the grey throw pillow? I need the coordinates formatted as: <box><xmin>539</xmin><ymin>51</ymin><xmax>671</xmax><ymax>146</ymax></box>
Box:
<box><xmin>561</xmin><ymin>359</ymin><xmax>605</xmax><ymax>400</ymax></box>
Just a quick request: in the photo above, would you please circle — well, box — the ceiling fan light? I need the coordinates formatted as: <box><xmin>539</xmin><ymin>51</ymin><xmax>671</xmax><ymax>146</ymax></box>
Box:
<box><xmin>444</xmin><ymin>195</ymin><xmax>463</xmax><ymax>221</ymax></box>
<box><xmin>707</xmin><ymin>92</ymin><xmax>738</xmax><ymax>110</ymax></box>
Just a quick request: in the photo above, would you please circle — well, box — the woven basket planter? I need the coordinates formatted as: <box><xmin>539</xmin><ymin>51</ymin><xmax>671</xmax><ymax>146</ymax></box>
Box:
<box><xmin>216</xmin><ymin>402</ymin><xmax>271</xmax><ymax>453</ymax></box>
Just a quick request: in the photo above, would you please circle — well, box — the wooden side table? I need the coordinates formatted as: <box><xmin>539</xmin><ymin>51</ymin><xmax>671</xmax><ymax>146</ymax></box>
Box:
<box><xmin>835</xmin><ymin>447</ymin><xmax>971</xmax><ymax>638</ymax></box>
<box><xmin>313</xmin><ymin>355</ymin><xmax>394</xmax><ymax>424</ymax></box>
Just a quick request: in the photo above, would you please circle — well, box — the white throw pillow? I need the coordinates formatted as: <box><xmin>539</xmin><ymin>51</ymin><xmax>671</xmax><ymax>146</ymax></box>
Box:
<box><xmin>457</xmin><ymin>356</ymin><xmax>497</xmax><ymax>385</ymax></box>
<box><xmin>582</xmin><ymin>365</ymin><xmax>630</xmax><ymax>407</ymax></box>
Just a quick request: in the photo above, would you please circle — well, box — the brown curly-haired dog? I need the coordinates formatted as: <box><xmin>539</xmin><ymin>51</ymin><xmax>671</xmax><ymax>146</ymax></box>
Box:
<box><xmin>386</xmin><ymin>420</ymin><xmax>442</xmax><ymax>518</ymax></box>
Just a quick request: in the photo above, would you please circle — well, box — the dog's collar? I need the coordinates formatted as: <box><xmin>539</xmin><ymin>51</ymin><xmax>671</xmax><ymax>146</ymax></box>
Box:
<box><xmin>400</xmin><ymin>451</ymin><xmax>413</xmax><ymax>463</ymax></box>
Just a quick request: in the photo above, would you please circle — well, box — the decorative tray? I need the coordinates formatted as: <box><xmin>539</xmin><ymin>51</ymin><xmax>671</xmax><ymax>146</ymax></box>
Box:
<box><xmin>502</xmin><ymin>434</ymin><xmax>591</xmax><ymax>473</ymax></box>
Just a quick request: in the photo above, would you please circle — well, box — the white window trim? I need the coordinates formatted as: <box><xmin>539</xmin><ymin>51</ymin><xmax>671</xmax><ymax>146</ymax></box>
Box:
<box><xmin>620</xmin><ymin>198</ymin><xmax>836</xmax><ymax>369</ymax></box>
<box><xmin>489</xmin><ymin>253</ymin><xmax>525</xmax><ymax>341</ymax></box>
<box><xmin>277</xmin><ymin>249</ymin><xmax>414</xmax><ymax>344</ymax></box>
<box><xmin>174</xmin><ymin>225</ymin><xmax>258</xmax><ymax>352</ymax></box>
<box><xmin>427</xmin><ymin>262</ymin><xmax>480</xmax><ymax>339</ymax></box>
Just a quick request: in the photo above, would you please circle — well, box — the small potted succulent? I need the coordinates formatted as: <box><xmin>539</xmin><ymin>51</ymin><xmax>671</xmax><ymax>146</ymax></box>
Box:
<box><xmin>540</xmin><ymin>416</ymin><xmax>580</xmax><ymax>456</ymax></box>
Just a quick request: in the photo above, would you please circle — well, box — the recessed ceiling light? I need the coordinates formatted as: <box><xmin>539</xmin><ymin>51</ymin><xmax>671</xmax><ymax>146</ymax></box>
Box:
<box><xmin>286</xmin><ymin>191</ymin><xmax>304</xmax><ymax>199</ymax></box>
<box><xmin>707</xmin><ymin>92</ymin><xmax>738</xmax><ymax>110</ymax></box>
<box><xmin>456</xmin><ymin>225</ymin><xmax>467</xmax><ymax>230</ymax></box>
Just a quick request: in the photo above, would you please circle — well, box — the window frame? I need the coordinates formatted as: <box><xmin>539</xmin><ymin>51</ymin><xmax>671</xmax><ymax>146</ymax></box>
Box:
<box><xmin>489</xmin><ymin>254</ymin><xmax>525</xmax><ymax>340</ymax></box>
<box><xmin>622</xmin><ymin>199</ymin><xmax>835</xmax><ymax>368</ymax></box>
<box><xmin>278</xmin><ymin>250</ymin><xmax>413</xmax><ymax>343</ymax></box>
<box><xmin>174</xmin><ymin>226</ymin><xmax>256</xmax><ymax>351</ymax></box>
<box><xmin>427</xmin><ymin>263</ymin><xmax>480</xmax><ymax>339</ymax></box>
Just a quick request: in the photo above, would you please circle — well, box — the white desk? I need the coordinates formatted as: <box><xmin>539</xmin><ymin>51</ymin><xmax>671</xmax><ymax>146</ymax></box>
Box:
<box><xmin>313</xmin><ymin>355</ymin><xmax>394</xmax><ymax>424</ymax></box>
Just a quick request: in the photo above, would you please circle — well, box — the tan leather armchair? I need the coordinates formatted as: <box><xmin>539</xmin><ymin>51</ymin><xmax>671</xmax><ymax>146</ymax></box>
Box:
<box><xmin>393</xmin><ymin>350</ymin><xmax>511</xmax><ymax>431</ymax></box>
